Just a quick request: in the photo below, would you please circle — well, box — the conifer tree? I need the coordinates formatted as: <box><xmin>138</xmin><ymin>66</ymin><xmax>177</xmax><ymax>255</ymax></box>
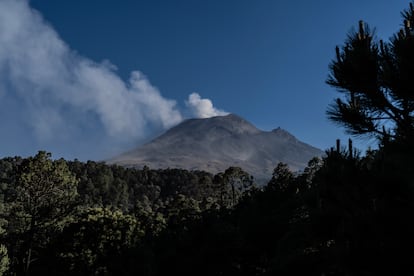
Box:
<box><xmin>6</xmin><ymin>151</ymin><xmax>78</xmax><ymax>275</ymax></box>
<box><xmin>327</xmin><ymin>2</ymin><xmax>414</xmax><ymax>142</ymax></box>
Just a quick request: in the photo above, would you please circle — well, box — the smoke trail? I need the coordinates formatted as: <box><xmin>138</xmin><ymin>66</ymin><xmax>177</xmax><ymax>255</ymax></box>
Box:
<box><xmin>0</xmin><ymin>0</ymin><xmax>183</xmax><ymax>158</ymax></box>
<box><xmin>186</xmin><ymin>92</ymin><xmax>229</xmax><ymax>119</ymax></box>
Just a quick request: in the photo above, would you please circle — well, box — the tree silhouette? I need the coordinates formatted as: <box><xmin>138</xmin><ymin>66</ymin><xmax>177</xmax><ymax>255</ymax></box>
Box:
<box><xmin>327</xmin><ymin>2</ymin><xmax>414</xmax><ymax>142</ymax></box>
<box><xmin>267</xmin><ymin>162</ymin><xmax>295</xmax><ymax>193</ymax></box>
<box><xmin>213</xmin><ymin>167</ymin><xmax>254</xmax><ymax>208</ymax></box>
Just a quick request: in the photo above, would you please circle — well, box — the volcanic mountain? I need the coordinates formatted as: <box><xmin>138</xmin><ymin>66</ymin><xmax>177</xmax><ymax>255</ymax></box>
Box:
<box><xmin>109</xmin><ymin>114</ymin><xmax>323</xmax><ymax>181</ymax></box>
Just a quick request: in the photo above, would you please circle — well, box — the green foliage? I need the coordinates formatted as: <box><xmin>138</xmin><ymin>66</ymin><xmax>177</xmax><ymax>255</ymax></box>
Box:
<box><xmin>0</xmin><ymin>244</ymin><xmax>8</xmax><ymax>276</ymax></box>
<box><xmin>164</xmin><ymin>193</ymin><xmax>201</xmax><ymax>224</ymax></box>
<box><xmin>13</xmin><ymin>151</ymin><xmax>78</xmax><ymax>225</ymax></box>
<box><xmin>2</xmin><ymin>133</ymin><xmax>414</xmax><ymax>274</ymax></box>
<box><xmin>0</xmin><ymin>151</ymin><xmax>262</xmax><ymax>275</ymax></box>
<box><xmin>55</xmin><ymin>207</ymin><xmax>143</xmax><ymax>275</ymax></box>
<box><xmin>0</xmin><ymin>204</ymin><xmax>9</xmax><ymax>276</ymax></box>
<box><xmin>4</xmin><ymin>151</ymin><xmax>79</xmax><ymax>275</ymax></box>
<box><xmin>213</xmin><ymin>167</ymin><xmax>255</xmax><ymax>208</ymax></box>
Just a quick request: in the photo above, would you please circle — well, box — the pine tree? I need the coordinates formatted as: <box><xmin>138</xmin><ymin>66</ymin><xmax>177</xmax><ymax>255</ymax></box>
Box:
<box><xmin>6</xmin><ymin>151</ymin><xmax>78</xmax><ymax>275</ymax></box>
<box><xmin>327</xmin><ymin>2</ymin><xmax>414</xmax><ymax>143</ymax></box>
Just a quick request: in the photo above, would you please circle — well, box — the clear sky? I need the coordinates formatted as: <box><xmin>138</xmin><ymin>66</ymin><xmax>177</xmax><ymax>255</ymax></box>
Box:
<box><xmin>0</xmin><ymin>0</ymin><xmax>410</xmax><ymax>160</ymax></box>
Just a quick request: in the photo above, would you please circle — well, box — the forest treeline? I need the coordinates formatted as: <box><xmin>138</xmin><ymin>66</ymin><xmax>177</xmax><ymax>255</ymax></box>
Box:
<box><xmin>2</xmin><ymin>1</ymin><xmax>414</xmax><ymax>275</ymax></box>
<box><xmin>1</xmin><ymin>138</ymin><xmax>414</xmax><ymax>275</ymax></box>
<box><xmin>0</xmin><ymin>152</ymin><xmax>260</xmax><ymax>275</ymax></box>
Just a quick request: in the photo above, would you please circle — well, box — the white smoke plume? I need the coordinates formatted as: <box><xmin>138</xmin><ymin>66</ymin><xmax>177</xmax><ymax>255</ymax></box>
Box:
<box><xmin>186</xmin><ymin>92</ymin><xmax>229</xmax><ymax>119</ymax></box>
<box><xmin>0</xmin><ymin>0</ymin><xmax>183</xmax><ymax>158</ymax></box>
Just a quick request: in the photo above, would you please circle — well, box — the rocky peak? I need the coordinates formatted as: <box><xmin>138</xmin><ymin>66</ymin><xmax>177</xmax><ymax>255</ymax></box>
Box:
<box><xmin>109</xmin><ymin>114</ymin><xmax>323</xmax><ymax>181</ymax></box>
<box><xmin>272</xmin><ymin>127</ymin><xmax>297</xmax><ymax>140</ymax></box>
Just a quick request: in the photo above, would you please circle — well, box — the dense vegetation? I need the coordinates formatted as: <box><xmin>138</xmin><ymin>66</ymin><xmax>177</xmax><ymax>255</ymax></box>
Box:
<box><xmin>0</xmin><ymin>152</ymin><xmax>259</xmax><ymax>275</ymax></box>
<box><xmin>1</xmin><ymin>141</ymin><xmax>413</xmax><ymax>275</ymax></box>
<box><xmin>2</xmin><ymin>2</ymin><xmax>414</xmax><ymax>275</ymax></box>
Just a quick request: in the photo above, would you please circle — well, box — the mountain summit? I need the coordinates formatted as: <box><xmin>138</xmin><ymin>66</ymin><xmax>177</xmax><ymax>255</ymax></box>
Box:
<box><xmin>109</xmin><ymin>114</ymin><xmax>323</xmax><ymax>181</ymax></box>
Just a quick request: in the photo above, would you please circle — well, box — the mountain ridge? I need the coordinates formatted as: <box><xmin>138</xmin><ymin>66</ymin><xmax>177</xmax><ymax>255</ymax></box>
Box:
<box><xmin>109</xmin><ymin>114</ymin><xmax>323</xmax><ymax>181</ymax></box>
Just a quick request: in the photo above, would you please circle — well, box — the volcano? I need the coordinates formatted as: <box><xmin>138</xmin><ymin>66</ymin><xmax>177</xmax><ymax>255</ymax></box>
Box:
<box><xmin>109</xmin><ymin>114</ymin><xmax>323</xmax><ymax>181</ymax></box>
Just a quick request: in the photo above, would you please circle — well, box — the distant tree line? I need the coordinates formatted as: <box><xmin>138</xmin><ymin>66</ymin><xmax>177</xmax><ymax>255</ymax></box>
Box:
<box><xmin>0</xmin><ymin>152</ymin><xmax>257</xmax><ymax>275</ymax></box>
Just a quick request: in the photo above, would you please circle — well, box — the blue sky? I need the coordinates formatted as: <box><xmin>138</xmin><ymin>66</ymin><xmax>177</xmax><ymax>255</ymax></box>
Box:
<box><xmin>0</xmin><ymin>0</ymin><xmax>410</xmax><ymax>160</ymax></box>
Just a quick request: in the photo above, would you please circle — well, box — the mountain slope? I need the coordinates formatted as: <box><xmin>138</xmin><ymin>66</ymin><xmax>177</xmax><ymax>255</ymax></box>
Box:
<box><xmin>109</xmin><ymin>114</ymin><xmax>323</xmax><ymax>181</ymax></box>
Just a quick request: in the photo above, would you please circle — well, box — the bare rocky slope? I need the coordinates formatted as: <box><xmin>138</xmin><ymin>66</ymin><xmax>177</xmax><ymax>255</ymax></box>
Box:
<box><xmin>109</xmin><ymin>114</ymin><xmax>324</xmax><ymax>181</ymax></box>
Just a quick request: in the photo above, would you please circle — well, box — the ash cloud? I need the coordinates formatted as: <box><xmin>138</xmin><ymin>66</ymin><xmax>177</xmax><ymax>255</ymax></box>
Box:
<box><xmin>186</xmin><ymin>93</ymin><xmax>229</xmax><ymax>119</ymax></box>
<box><xmin>0</xmin><ymin>0</ymin><xmax>183</xmax><ymax>159</ymax></box>
<box><xmin>0</xmin><ymin>0</ymin><xmax>229</xmax><ymax>160</ymax></box>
